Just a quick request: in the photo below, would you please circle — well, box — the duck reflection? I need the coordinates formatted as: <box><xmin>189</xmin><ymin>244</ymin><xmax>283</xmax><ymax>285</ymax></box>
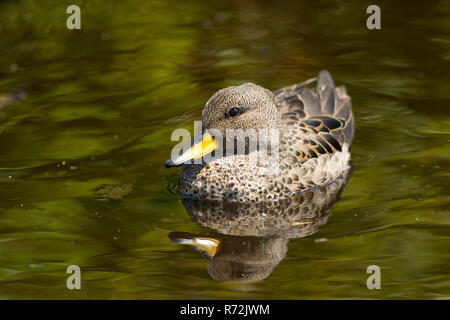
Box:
<box><xmin>169</xmin><ymin>170</ymin><xmax>351</xmax><ymax>282</ymax></box>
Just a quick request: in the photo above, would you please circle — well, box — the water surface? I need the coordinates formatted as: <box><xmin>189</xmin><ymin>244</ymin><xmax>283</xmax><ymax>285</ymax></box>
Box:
<box><xmin>0</xmin><ymin>0</ymin><xmax>449</xmax><ymax>299</ymax></box>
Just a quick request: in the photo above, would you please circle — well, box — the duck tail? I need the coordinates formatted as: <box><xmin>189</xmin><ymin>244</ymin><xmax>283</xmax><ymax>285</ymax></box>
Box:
<box><xmin>317</xmin><ymin>70</ymin><xmax>335</xmax><ymax>88</ymax></box>
<box><xmin>317</xmin><ymin>70</ymin><xmax>354</xmax><ymax>144</ymax></box>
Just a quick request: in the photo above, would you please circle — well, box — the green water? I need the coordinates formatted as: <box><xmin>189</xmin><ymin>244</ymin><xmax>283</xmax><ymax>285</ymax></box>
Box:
<box><xmin>0</xmin><ymin>0</ymin><xmax>449</xmax><ymax>299</ymax></box>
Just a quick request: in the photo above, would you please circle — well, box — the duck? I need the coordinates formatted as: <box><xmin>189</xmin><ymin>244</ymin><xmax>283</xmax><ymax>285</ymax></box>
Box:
<box><xmin>165</xmin><ymin>70</ymin><xmax>354</xmax><ymax>202</ymax></box>
<box><xmin>169</xmin><ymin>169</ymin><xmax>352</xmax><ymax>282</ymax></box>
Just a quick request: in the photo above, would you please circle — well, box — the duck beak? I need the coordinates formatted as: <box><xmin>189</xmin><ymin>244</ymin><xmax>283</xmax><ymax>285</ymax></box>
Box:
<box><xmin>165</xmin><ymin>132</ymin><xmax>218</xmax><ymax>168</ymax></box>
<box><xmin>169</xmin><ymin>232</ymin><xmax>221</xmax><ymax>258</ymax></box>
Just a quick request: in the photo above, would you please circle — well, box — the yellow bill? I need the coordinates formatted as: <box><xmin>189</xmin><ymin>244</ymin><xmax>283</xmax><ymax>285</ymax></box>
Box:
<box><xmin>169</xmin><ymin>232</ymin><xmax>221</xmax><ymax>258</ymax></box>
<box><xmin>165</xmin><ymin>132</ymin><xmax>218</xmax><ymax>167</ymax></box>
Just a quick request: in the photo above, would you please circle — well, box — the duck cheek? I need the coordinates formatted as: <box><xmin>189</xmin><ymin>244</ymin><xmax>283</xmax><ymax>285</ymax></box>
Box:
<box><xmin>222</xmin><ymin>133</ymin><xmax>259</xmax><ymax>156</ymax></box>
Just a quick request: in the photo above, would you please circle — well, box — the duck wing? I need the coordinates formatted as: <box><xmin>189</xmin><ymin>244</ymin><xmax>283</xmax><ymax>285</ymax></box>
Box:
<box><xmin>274</xmin><ymin>70</ymin><xmax>354</xmax><ymax>162</ymax></box>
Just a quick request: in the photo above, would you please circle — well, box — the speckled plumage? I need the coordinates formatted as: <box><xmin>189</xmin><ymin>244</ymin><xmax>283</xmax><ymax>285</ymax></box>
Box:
<box><xmin>177</xmin><ymin>70</ymin><xmax>354</xmax><ymax>202</ymax></box>
<box><xmin>170</xmin><ymin>169</ymin><xmax>352</xmax><ymax>282</ymax></box>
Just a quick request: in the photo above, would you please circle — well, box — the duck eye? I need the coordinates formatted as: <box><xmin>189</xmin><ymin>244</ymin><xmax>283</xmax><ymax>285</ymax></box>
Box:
<box><xmin>228</xmin><ymin>107</ymin><xmax>241</xmax><ymax>117</ymax></box>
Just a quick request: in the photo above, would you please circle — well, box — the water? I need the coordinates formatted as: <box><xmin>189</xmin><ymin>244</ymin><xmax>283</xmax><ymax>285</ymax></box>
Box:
<box><xmin>0</xmin><ymin>0</ymin><xmax>449</xmax><ymax>299</ymax></box>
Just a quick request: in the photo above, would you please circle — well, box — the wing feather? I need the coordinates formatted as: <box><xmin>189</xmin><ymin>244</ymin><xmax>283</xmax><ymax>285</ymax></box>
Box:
<box><xmin>274</xmin><ymin>70</ymin><xmax>354</xmax><ymax>164</ymax></box>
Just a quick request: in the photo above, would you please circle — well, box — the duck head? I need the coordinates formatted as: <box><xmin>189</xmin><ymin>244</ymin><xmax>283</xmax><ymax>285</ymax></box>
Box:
<box><xmin>165</xmin><ymin>83</ymin><xmax>281</xmax><ymax>167</ymax></box>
